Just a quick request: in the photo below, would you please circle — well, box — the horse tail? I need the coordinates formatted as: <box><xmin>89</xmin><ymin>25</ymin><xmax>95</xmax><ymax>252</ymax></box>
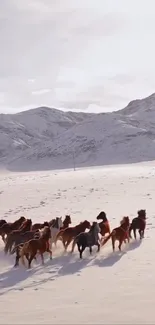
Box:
<box><xmin>20</xmin><ymin>245</ymin><xmax>27</xmax><ymax>266</ymax></box>
<box><xmin>101</xmin><ymin>231</ymin><xmax>115</xmax><ymax>247</ymax></box>
<box><xmin>55</xmin><ymin>229</ymin><xmax>64</xmax><ymax>244</ymax></box>
<box><xmin>4</xmin><ymin>233</ymin><xmax>14</xmax><ymax>254</ymax></box>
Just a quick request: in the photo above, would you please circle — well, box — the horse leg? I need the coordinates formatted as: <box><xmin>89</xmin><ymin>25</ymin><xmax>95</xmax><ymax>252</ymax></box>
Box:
<box><xmin>112</xmin><ymin>236</ymin><xmax>115</xmax><ymax>252</ymax></box>
<box><xmin>28</xmin><ymin>253</ymin><xmax>36</xmax><ymax>269</ymax></box>
<box><xmin>133</xmin><ymin>228</ymin><xmax>137</xmax><ymax>240</ymax></box>
<box><xmin>118</xmin><ymin>238</ymin><xmax>123</xmax><ymax>251</ymax></box>
<box><xmin>129</xmin><ymin>226</ymin><xmax>132</xmax><ymax>239</ymax></box>
<box><xmin>47</xmin><ymin>247</ymin><xmax>52</xmax><ymax>260</ymax></box>
<box><xmin>40</xmin><ymin>253</ymin><xmax>44</xmax><ymax>265</ymax></box>
<box><xmin>65</xmin><ymin>237</ymin><xmax>73</xmax><ymax>251</ymax></box>
<box><xmin>78</xmin><ymin>245</ymin><xmax>84</xmax><ymax>259</ymax></box>
<box><xmin>14</xmin><ymin>248</ymin><xmax>20</xmax><ymax>267</ymax></box>
<box><xmin>97</xmin><ymin>242</ymin><xmax>100</xmax><ymax>252</ymax></box>
<box><xmin>89</xmin><ymin>246</ymin><xmax>92</xmax><ymax>255</ymax></box>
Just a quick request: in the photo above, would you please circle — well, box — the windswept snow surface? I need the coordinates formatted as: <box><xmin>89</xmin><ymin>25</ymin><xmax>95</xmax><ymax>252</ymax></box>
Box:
<box><xmin>1</xmin><ymin>92</ymin><xmax>155</xmax><ymax>171</ymax></box>
<box><xmin>0</xmin><ymin>162</ymin><xmax>155</xmax><ymax>324</ymax></box>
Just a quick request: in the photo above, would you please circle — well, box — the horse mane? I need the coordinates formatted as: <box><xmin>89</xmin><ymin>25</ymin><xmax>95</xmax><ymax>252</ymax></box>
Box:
<box><xmin>13</xmin><ymin>216</ymin><xmax>25</xmax><ymax>226</ymax></box>
<box><xmin>40</xmin><ymin>226</ymin><xmax>50</xmax><ymax>239</ymax></box>
<box><xmin>19</xmin><ymin>219</ymin><xmax>31</xmax><ymax>231</ymax></box>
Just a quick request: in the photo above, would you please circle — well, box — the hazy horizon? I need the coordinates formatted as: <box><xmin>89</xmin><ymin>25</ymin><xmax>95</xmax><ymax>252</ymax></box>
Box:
<box><xmin>1</xmin><ymin>0</ymin><xmax>155</xmax><ymax>114</ymax></box>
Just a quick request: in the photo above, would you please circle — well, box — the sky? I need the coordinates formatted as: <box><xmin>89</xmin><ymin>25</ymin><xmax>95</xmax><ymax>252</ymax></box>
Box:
<box><xmin>1</xmin><ymin>0</ymin><xmax>155</xmax><ymax>113</ymax></box>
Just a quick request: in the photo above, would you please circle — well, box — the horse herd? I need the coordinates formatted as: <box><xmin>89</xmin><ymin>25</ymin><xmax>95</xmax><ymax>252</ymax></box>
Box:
<box><xmin>0</xmin><ymin>209</ymin><xmax>146</xmax><ymax>268</ymax></box>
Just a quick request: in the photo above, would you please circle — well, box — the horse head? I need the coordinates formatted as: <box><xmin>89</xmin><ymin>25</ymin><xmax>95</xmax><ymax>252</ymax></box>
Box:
<box><xmin>96</xmin><ymin>211</ymin><xmax>107</xmax><ymax>222</ymax></box>
<box><xmin>91</xmin><ymin>221</ymin><xmax>101</xmax><ymax>233</ymax></box>
<box><xmin>138</xmin><ymin>209</ymin><xmax>146</xmax><ymax>219</ymax></box>
<box><xmin>65</xmin><ymin>215</ymin><xmax>71</xmax><ymax>224</ymax></box>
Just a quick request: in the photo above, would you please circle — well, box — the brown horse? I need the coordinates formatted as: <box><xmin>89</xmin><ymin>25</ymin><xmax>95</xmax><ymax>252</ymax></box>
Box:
<box><xmin>101</xmin><ymin>216</ymin><xmax>130</xmax><ymax>251</ymax></box>
<box><xmin>31</xmin><ymin>221</ymin><xmax>49</xmax><ymax>231</ymax></box>
<box><xmin>55</xmin><ymin>220</ymin><xmax>91</xmax><ymax>251</ymax></box>
<box><xmin>96</xmin><ymin>211</ymin><xmax>110</xmax><ymax>237</ymax></box>
<box><xmin>129</xmin><ymin>209</ymin><xmax>146</xmax><ymax>239</ymax></box>
<box><xmin>61</xmin><ymin>215</ymin><xmax>71</xmax><ymax>229</ymax></box>
<box><xmin>0</xmin><ymin>219</ymin><xmax>7</xmax><ymax>228</ymax></box>
<box><xmin>20</xmin><ymin>226</ymin><xmax>52</xmax><ymax>268</ymax></box>
<box><xmin>0</xmin><ymin>216</ymin><xmax>26</xmax><ymax>243</ymax></box>
<box><xmin>4</xmin><ymin>219</ymin><xmax>32</xmax><ymax>254</ymax></box>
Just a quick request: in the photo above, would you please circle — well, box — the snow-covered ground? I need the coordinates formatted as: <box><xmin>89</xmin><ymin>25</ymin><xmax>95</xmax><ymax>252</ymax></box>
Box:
<box><xmin>0</xmin><ymin>162</ymin><xmax>155</xmax><ymax>324</ymax></box>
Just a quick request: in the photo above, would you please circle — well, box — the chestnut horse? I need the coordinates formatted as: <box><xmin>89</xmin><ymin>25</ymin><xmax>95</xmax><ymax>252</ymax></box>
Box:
<box><xmin>20</xmin><ymin>226</ymin><xmax>52</xmax><ymax>268</ymax></box>
<box><xmin>11</xmin><ymin>230</ymin><xmax>40</xmax><ymax>267</ymax></box>
<box><xmin>96</xmin><ymin>211</ymin><xmax>110</xmax><ymax>238</ymax></box>
<box><xmin>129</xmin><ymin>209</ymin><xmax>146</xmax><ymax>240</ymax></box>
<box><xmin>4</xmin><ymin>219</ymin><xmax>32</xmax><ymax>254</ymax></box>
<box><xmin>0</xmin><ymin>216</ymin><xmax>26</xmax><ymax>243</ymax></box>
<box><xmin>101</xmin><ymin>216</ymin><xmax>130</xmax><ymax>251</ymax></box>
<box><xmin>55</xmin><ymin>220</ymin><xmax>91</xmax><ymax>251</ymax></box>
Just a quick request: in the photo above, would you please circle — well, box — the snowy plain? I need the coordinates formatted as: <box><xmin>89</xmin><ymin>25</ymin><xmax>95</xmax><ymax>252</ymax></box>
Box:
<box><xmin>0</xmin><ymin>161</ymin><xmax>155</xmax><ymax>324</ymax></box>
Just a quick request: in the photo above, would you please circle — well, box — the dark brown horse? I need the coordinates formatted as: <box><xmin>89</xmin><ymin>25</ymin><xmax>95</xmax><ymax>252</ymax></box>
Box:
<box><xmin>0</xmin><ymin>216</ymin><xmax>26</xmax><ymax>243</ymax></box>
<box><xmin>55</xmin><ymin>220</ymin><xmax>91</xmax><ymax>251</ymax></box>
<box><xmin>20</xmin><ymin>226</ymin><xmax>52</xmax><ymax>268</ymax></box>
<box><xmin>96</xmin><ymin>211</ymin><xmax>110</xmax><ymax>237</ymax></box>
<box><xmin>31</xmin><ymin>221</ymin><xmax>49</xmax><ymax>231</ymax></box>
<box><xmin>4</xmin><ymin>219</ymin><xmax>32</xmax><ymax>254</ymax></box>
<box><xmin>61</xmin><ymin>215</ymin><xmax>71</xmax><ymax>229</ymax></box>
<box><xmin>129</xmin><ymin>209</ymin><xmax>146</xmax><ymax>240</ymax></box>
<box><xmin>101</xmin><ymin>216</ymin><xmax>130</xmax><ymax>251</ymax></box>
<box><xmin>0</xmin><ymin>219</ymin><xmax>7</xmax><ymax>228</ymax></box>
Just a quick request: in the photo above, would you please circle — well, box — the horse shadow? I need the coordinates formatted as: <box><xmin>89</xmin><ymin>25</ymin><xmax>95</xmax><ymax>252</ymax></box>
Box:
<box><xmin>0</xmin><ymin>257</ymin><xmax>44</xmax><ymax>296</ymax></box>
<box><xmin>126</xmin><ymin>238</ymin><xmax>142</xmax><ymax>251</ymax></box>
<box><xmin>93</xmin><ymin>251</ymin><xmax>126</xmax><ymax>268</ymax></box>
<box><xmin>44</xmin><ymin>251</ymin><xmax>93</xmax><ymax>277</ymax></box>
<box><xmin>92</xmin><ymin>238</ymin><xmax>142</xmax><ymax>268</ymax></box>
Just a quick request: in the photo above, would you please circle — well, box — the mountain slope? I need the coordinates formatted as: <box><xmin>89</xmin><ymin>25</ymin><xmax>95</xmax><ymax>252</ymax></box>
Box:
<box><xmin>1</xmin><ymin>93</ymin><xmax>155</xmax><ymax>171</ymax></box>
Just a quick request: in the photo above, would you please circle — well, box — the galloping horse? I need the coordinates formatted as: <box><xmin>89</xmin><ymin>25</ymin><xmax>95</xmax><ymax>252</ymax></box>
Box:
<box><xmin>129</xmin><ymin>209</ymin><xmax>146</xmax><ymax>239</ymax></box>
<box><xmin>55</xmin><ymin>220</ymin><xmax>91</xmax><ymax>251</ymax></box>
<box><xmin>96</xmin><ymin>211</ymin><xmax>110</xmax><ymax>238</ymax></box>
<box><xmin>20</xmin><ymin>226</ymin><xmax>52</xmax><ymax>268</ymax></box>
<box><xmin>71</xmin><ymin>221</ymin><xmax>101</xmax><ymax>258</ymax></box>
<box><xmin>0</xmin><ymin>216</ymin><xmax>26</xmax><ymax>243</ymax></box>
<box><xmin>101</xmin><ymin>216</ymin><xmax>130</xmax><ymax>251</ymax></box>
<box><xmin>4</xmin><ymin>219</ymin><xmax>32</xmax><ymax>254</ymax></box>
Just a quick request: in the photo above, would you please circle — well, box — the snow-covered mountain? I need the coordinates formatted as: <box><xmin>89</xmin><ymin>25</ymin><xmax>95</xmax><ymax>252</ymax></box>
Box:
<box><xmin>1</xmin><ymin>93</ymin><xmax>155</xmax><ymax>172</ymax></box>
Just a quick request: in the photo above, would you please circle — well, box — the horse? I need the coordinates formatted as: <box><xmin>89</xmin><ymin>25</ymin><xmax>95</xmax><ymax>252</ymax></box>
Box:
<box><xmin>4</xmin><ymin>219</ymin><xmax>32</xmax><ymax>254</ymax></box>
<box><xmin>0</xmin><ymin>216</ymin><xmax>26</xmax><ymax>243</ymax></box>
<box><xmin>101</xmin><ymin>216</ymin><xmax>130</xmax><ymax>251</ymax></box>
<box><xmin>61</xmin><ymin>215</ymin><xmax>71</xmax><ymax>229</ymax></box>
<box><xmin>96</xmin><ymin>211</ymin><xmax>110</xmax><ymax>238</ymax></box>
<box><xmin>71</xmin><ymin>221</ymin><xmax>101</xmax><ymax>258</ymax></box>
<box><xmin>0</xmin><ymin>219</ymin><xmax>7</xmax><ymax>228</ymax></box>
<box><xmin>11</xmin><ymin>230</ymin><xmax>41</xmax><ymax>267</ymax></box>
<box><xmin>19</xmin><ymin>226</ymin><xmax>52</xmax><ymax>268</ymax></box>
<box><xmin>49</xmin><ymin>217</ymin><xmax>63</xmax><ymax>248</ymax></box>
<box><xmin>31</xmin><ymin>221</ymin><xmax>49</xmax><ymax>231</ymax></box>
<box><xmin>55</xmin><ymin>220</ymin><xmax>91</xmax><ymax>251</ymax></box>
<box><xmin>129</xmin><ymin>209</ymin><xmax>146</xmax><ymax>240</ymax></box>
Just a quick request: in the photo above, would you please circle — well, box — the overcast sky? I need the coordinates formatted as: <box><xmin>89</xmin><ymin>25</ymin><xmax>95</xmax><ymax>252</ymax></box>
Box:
<box><xmin>1</xmin><ymin>0</ymin><xmax>155</xmax><ymax>113</ymax></box>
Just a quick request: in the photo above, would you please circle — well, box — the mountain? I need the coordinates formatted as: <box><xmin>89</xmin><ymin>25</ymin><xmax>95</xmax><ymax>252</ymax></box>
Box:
<box><xmin>1</xmin><ymin>93</ymin><xmax>155</xmax><ymax>172</ymax></box>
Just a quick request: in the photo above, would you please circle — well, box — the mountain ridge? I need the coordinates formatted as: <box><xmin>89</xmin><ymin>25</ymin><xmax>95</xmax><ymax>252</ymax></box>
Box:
<box><xmin>1</xmin><ymin>92</ymin><xmax>155</xmax><ymax>172</ymax></box>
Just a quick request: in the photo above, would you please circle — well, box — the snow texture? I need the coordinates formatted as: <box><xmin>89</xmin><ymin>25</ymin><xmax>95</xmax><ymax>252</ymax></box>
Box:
<box><xmin>0</xmin><ymin>162</ymin><xmax>154</xmax><ymax>324</ymax></box>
